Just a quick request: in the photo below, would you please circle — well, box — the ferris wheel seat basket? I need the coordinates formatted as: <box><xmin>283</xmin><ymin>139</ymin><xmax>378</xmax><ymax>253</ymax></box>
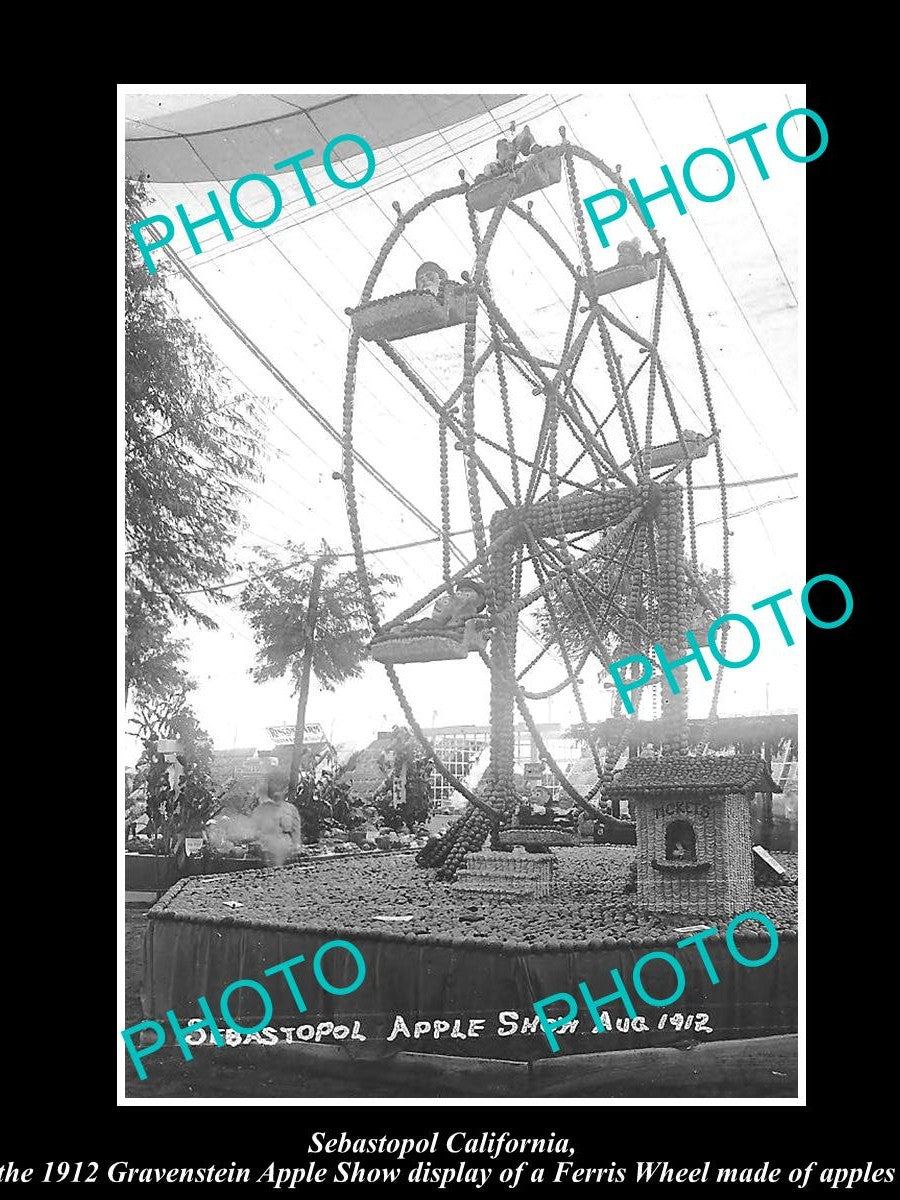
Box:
<box><xmin>468</xmin><ymin>149</ymin><xmax>563</xmax><ymax>213</ymax></box>
<box><xmin>641</xmin><ymin>431</ymin><xmax>711</xmax><ymax>470</ymax></box>
<box><xmin>589</xmin><ymin>255</ymin><xmax>658</xmax><ymax>297</ymax></box>
<box><xmin>370</xmin><ymin>632</ymin><xmax>471</xmax><ymax>664</ymax></box>
<box><xmin>348</xmin><ymin>281</ymin><xmax>467</xmax><ymax>341</ymax></box>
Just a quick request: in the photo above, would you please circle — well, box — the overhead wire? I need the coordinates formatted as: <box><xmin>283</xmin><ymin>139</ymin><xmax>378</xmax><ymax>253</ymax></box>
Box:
<box><xmin>132</xmin><ymin>252</ymin><xmax>440</xmax><ymax>591</ymax></box>
<box><xmin>176</xmin><ymin>128</ymin><xmax>530</xmax><ymax>571</ymax></box>
<box><xmin>155</xmin><ymin>93</ymin><xmax>796</xmax><ymax>525</ymax></box>
<box><xmin>157</xmin><ymin>94</ymin><xmax>556</xmax><ymax>265</ymax></box>
<box><xmin>280</xmin><ymin>101</ymin><xmax>581</xmax><ymax>653</ymax></box>
<box><xmin>165</xmin><ymin>97</ymin><xmax>621</xmax><ymax>595</ymax></box>
<box><xmin>137</xmin><ymin>95</ymin><xmax>800</xmax><ymax>709</ymax></box>
<box><xmin>547</xmin><ymin>94</ymin><xmax>796</xmax><ymax>569</ymax></box>
<box><xmin>137</xmin><ymin>175</ymin><xmax>486</xmax><ymax>616</ymax></box>
<box><xmin>141</xmin><ymin>191</ymin><xmax>498</xmax><ymax>623</ymax></box>
<box><xmin>548</xmin><ymin>95</ymin><xmax>789</xmax><ymax>454</ymax></box>
<box><xmin>628</xmin><ymin>93</ymin><xmax>798</xmax><ymax>413</ymax></box>
<box><xmin>180</xmin><ymin>483</ymin><xmax>799</xmax><ymax>599</ymax></box>
<box><xmin>704</xmin><ymin>93</ymin><xmax>798</xmax><ymax>306</ymax></box>
<box><xmin>145</xmin><ymin>221</ymin><xmax>453</xmax><ymax>547</ymax></box>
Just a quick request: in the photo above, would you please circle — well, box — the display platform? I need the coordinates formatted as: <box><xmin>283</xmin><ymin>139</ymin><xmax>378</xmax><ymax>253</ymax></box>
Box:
<box><xmin>142</xmin><ymin>847</ymin><xmax>797</xmax><ymax>1063</ymax></box>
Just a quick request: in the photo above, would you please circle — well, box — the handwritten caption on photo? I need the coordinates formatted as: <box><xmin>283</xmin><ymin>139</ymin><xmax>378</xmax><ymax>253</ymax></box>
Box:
<box><xmin>533</xmin><ymin>909</ymin><xmax>777</xmax><ymax>1052</ymax></box>
<box><xmin>175</xmin><ymin>1008</ymin><xmax>713</xmax><ymax>1048</ymax></box>
<box><xmin>121</xmin><ymin>938</ymin><xmax>366</xmax><ymax>1080</ymax></box>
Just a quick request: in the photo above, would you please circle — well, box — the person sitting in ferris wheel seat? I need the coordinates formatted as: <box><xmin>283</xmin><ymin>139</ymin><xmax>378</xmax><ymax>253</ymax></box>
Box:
<box><xmin>371</xmin><ymin>579</ymin><xmax>490</xmax><ymax>651</ymax></box>
<box><xmin>586</xmin><ymin>237</ymin><xmax>659</xmax><ymax>299</ymax></box>
<box><xmin>415</xmin><ymin>261</ymin><xmax>448</xmax><ymax>297</ymax></box>
<box><xmin>474</xmin><ymin>125</ymin><xmax>545</xmax><ymax>183</ymax></box>
<box><xmin>615</xmin><ymin>238</ymin><xmax>644</xmax><ymax>267</ymax></box>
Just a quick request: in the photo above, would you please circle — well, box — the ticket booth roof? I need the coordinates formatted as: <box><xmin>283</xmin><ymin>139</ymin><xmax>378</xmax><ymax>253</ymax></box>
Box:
<box><xmin>605</xmin><ymin>754</ymin><xmax>782</xmax><ymax>797</ymax></box>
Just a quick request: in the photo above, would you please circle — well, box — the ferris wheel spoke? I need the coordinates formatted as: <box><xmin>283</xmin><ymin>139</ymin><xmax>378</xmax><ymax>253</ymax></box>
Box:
<box><xmin>594</xmin><ymin>311</ymin><xmax>644</xmax><ymax>468</ymax></box>
<box><xmin>556</xmin><ymin>403</ymin><xmax>619</xmax><ymax>487</ymax></box>
<box><xmin>536</xmin><ymin>528</ymin><xmax>650</xmax><ymax>660</ymax></box>
<box><xmin>499</xmin><ymin>506</ymin><xmax>643</xmax><ymax>625</ymax></box>
<box><xmin>489</xmin><ymin>316</ymin><xmax>522</xmax><ymax>509</ymax></box>
<box><xmin>532</xmin><ymin>399</ymin><xmax>612</xmax><ymax>672</ymax></box>
<box><xmin>380</xmin><ymin>523</ymin><xmax>521</xmax><ymax>631</ymax></box>
<box><xmin>438</xmin><ymin>343</ymin><xmax>495</xmax><ymax>416</ymax></box>
<box><xmin>497</xmin><ymin>341</ymin><xmax>562</xmax><ymax>372</ymax></box>
<box><xmin>375</xmin><ymin>335</ymin><xmax>494</xmax><ymax>421</ymax></box>
<box><xmin>520</xmin><ymin>646</ymin><xmax>592</xmax><ymax>701</ymax></box>
<box><xmin>375</xmin><ymin>338</ymin><xmax>514</xmax><ymax>511</ymax></box>
<box><xmin>535</xmin><ymin>446</ymin><xmax>590</xmax><ymax>505</ymax></box>
<box><xmin>486</xmin><ymin>287</ymin><xmax>595</xmax><ymax>383</ymax></box>
<box><xmin>533</xmin><ymin>400</ymin><xmax>620</xmax><ymax>506</ymax></box>
<box><xmin>494</xmin><ymin>345</ymin><xmax>591</xmax><ymax>503</ymax></box>
<box><xmin>438</xmin><ymin>421</ymin><xmax>451</xmax><ymax>589</ymax></box>
<box><xmin>684</xmin><ymin>461</ymin><xmax>698</xmax><ymax>570</ymax></box>
<box><xmin>642</xmin><ymin>253</ymin><xmax>669</xmax><ymax>473</ymax></box>
<box><xmin>496</xmin><ymin>340</ymin><xmax>617</xmax><ymax>495</ymax></box>
<box><xmin>561</xmin><ymin>279</ymin><xmax>582</xmax><ymax>355</ymax></box>
<box><xmin>561</xmin><ymin>144</ymin><xmax>645</xmax><ymax>475</ymax></box>
<box><xmin>494</xmin><ymin>339</ymin><xmax>583</xmax><ymax>507</ymax></box>
<box><xmin>492</xmin><ymin>300</ymin><xmax>597</xmax><ymax>406</ymax></box>
<box><xmin>515</xmin><ymin>632</ymin><xmax>556</xmax><ymax>682</ymax></box>
<box><xmin>508</xmin><ymin>193</ymin><xmax>673</xmax><ymax>386</ymax></box>
<box><xmin>555</xmin><ymin>359</ymin><xmax>652</xmax><ymax>498</ymax></box>
<box><xmin>522</xmin><ymin>531</ymin><xmax>611</xmax><ymax>764</ymax></box>
<box><xmin>481</xmin><ymin>634</ymin><xmax>602</xmax><ymax>819</ymax></box>
<box><xmin>538</xmin><ymin>540</ymin><xmax>621</xmax><ymax>649</ymax></box>
<box><xmin>465</xmin><ymin>427</ymin><xmax>603</xmax><ymax>499</ymax></box>
<box><xmin>525</xmin><ymin>409</ymin><xmax>556</xmax><ymax>507</ymax></box>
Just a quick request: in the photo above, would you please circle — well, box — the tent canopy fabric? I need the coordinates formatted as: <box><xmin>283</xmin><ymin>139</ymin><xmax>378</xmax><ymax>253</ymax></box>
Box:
<box><xmin>125</xmin><ymin>93</ymin><xmax>521</xmax><ymax>183</ymax></box>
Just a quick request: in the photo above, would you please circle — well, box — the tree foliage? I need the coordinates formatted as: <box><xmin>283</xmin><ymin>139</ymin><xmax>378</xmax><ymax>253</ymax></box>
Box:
<box><xmin>239</xmin><ymin>545</ymin><xmax>397</xmax><ymax>692</ymax></box>
<box><xmin>319</xmin><ymin>767</ymin><xmax>364</xmax><ymax>833</ymax></box>
<box><xmin>125</xmin><ymin>597</ymin><xmax>192</xmax><ymax>704</ymax></box>
<box><xmin>128</xmin><ymin>666</ymin><xmax>195</xmax><ymax>746</ymax></box>
<box><xmin>125</xmin><ymin>177</ymin><xmax>267</xmax><ymax>697</ymax></box>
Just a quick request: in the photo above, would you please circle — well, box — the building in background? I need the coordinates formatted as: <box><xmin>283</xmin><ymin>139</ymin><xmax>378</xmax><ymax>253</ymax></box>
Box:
<box><xmin>210</xmin><ymin>747</ymin><xmax>279</xmax><ymax>796</ymax></box>
<box><xmin>337</xmin><ymin>730</ymin><xmax>401</xmax><ymax>801</ymax></box>
<box><xmin>423</xmin><ymin>723</ymin><xmax>583</xmax><ymax>807</ymax></box>
<box><xmin>210</xmin><ymin>723</ymin><xmax>337</xmax><ymax>801</ymax></box>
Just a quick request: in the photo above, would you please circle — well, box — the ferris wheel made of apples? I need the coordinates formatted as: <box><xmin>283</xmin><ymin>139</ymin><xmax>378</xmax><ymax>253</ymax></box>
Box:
<box><xmin>340</xmin><ymin>123</ymin><xmax>731</xmax><ymax>847</ymax></box>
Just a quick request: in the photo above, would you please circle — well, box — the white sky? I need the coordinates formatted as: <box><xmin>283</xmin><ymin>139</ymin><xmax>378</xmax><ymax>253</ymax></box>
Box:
<box><xmin>123</xmin><ymin>86</ymin><xmax>804</xmax><ymax>764</ymax></box>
